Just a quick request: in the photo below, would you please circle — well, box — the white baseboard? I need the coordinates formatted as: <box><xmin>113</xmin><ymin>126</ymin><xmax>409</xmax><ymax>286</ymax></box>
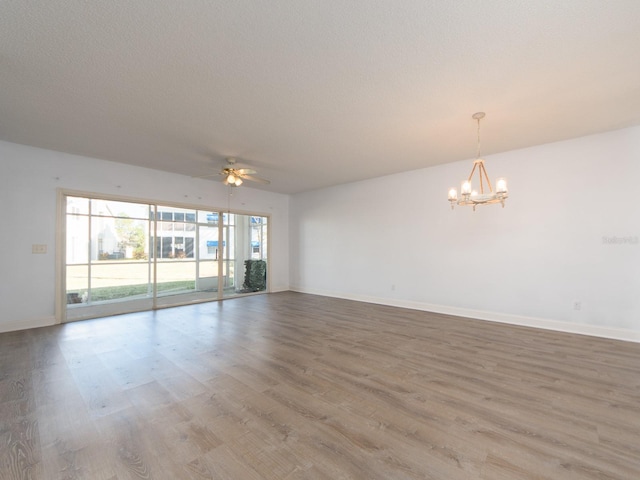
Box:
<box><xmin>6</xmin><ymin>292</ymin><xmax>637</xmax><ymax>344</ymax></box>
<box><xmin>289</xmin><ymin>287</ymin><xmax>640</xmax><ymax>344</ymax></box>
<box><xmin>0</xmin><ymin>316</ymin><xmax>57</xmax><ymax>334</ymax></box>
<box><xmin>270</xmin><ymin>285</ymin><xmax>291</xmax><ymax>293</ymax></box>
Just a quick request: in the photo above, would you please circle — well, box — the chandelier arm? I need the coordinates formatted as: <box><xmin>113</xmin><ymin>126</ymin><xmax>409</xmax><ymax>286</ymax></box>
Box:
<box><xmin>479</xmin><ymin>164</ymin><xmax>485</xmax><ymax>194</ymax></box>
<box><xmin>480</xmin><ymin>163</ymin><xmax>493</xmax><ymax>193</ymax></box>
<box><xmin>467</xmin><ymin>162</ymin><xmax>478</xmax><ymax>182</ymax></box>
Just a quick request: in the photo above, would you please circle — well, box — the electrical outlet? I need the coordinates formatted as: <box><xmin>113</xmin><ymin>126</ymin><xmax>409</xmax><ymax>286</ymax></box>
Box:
<box><xmin>573</xmin><ymin>301</ymin><xmax>581</xmax><ymax>311</ymax></box>
<box><xmin>32</xmin><ymin>244</ymin><xmax>47</xmax><ymax>254</ymax></box>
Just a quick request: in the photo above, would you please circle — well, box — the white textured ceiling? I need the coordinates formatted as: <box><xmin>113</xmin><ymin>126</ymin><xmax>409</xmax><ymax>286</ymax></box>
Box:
<box><xmin>1</xmin><ymin>1</ymin><xmax>639</xmax><ymax>194</ymax></box>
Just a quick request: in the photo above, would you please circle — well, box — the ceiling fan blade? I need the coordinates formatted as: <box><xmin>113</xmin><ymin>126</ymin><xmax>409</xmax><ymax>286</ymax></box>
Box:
<box><xmin>241</xmin><ymin>174</ymin><xmax>271</xmax><ymax>185</ymax></box>
<box><xmin>235</xmin><ymin>168</ymin><xmax>257</xmax><ymax>175</ymax></box>
<box><xmin>193</xmin><ymin>172</ymin><xmax>222</xmax><ymax>179</ymax></box>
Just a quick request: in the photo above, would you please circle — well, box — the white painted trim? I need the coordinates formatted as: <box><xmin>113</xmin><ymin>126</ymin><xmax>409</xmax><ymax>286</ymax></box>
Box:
<box><xmin>289</xmin><ymin>286</ymin><xmax>640</xmax><ymax>344</ymax></box>
<box><xmin>58</xmin><ymin>188</ymin><xmax>274</xmax><ymax>219</ymax></box>
<box><xmin>0</xmin><ymin>316</ymin><xmax>56</xmax><ymax>334</ymax></box>
<box><xmin>55</xmin><ymin>188</ymin><xmax>66</xmax><ymax>325</ymax></box>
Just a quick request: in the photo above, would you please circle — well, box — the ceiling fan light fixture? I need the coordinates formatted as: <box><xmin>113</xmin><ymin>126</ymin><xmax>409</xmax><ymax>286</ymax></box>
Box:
<box><xmin>193</xmin><ymin>157</ymin><xmax>270</xmax><ymax>186</ymax></box>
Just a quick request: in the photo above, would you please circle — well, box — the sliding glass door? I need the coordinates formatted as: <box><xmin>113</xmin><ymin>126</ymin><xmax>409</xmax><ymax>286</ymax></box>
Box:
<box><xmin>197</xmin><ymin>211</ymin><xmax>221</xmax><ymax>298</ymax></box>
<box><xmin>155</xmin><ymin>206</ymin><xmax>207</xmax><ymax>307</ymax></box>
<box><xmin>222</xmin><ymin>213</ymin><xmax>268</xmax><ymax>298</ymax></box>
<box><xmin>66</xmin><ymin>196</ymin><xmax>154</xmax><ymax>321</ymax></box>
<box><xmin>63</xmin><ymin>193</ymin><xmax>268</xmax><ymax>322</ymax></box>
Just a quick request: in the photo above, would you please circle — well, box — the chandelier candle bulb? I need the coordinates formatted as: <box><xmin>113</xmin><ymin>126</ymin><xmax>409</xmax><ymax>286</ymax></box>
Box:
<box><xmin>496</xmin><ymin>177</ymin><xmax>508</xmax><ymax>194</ymax></box>
<box><xmin>448</xmin><ymin>188</ymin><xmax>458</xmax><ymax>200</ymax></box>
<box><xmin>461</xmin><ymin>181</ymin><xmax>472</xmax><ymax>195</ymax></box>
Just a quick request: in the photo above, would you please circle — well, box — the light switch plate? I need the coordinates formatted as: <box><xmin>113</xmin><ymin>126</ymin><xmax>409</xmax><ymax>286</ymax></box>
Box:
<box><xmin>32</xmin><ymin>244</ymin><xmax>47</xmax><ymax>254</ymax></box>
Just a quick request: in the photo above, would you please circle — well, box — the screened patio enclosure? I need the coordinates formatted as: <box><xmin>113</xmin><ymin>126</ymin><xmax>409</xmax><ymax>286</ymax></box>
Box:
<box><xmin>63</xmin><ymin>194</ymin><xmax>268</xmax><ymax>322</ymax></box>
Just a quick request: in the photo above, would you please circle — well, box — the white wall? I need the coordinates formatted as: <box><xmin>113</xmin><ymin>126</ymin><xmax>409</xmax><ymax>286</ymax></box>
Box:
<box><xmin>3</xmin><ymin>127</ymin><xmax>639</xmax><ymax>340</ymax></box>
<box><xmin>290</xmin><ymin>126</ymin><xmax>640</xmax><ymax>341</ymax></box>
<box><xmin>0</xmin><ymin>140</ymin><xmax>290</xmax><ymax>332</ymax></box>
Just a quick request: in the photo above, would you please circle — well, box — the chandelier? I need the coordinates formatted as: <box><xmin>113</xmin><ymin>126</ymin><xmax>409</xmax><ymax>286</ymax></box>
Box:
<box><xmin>448</xmin><ymin>112</ymin><xmax>508</xmax><ymax>211</ymax></box>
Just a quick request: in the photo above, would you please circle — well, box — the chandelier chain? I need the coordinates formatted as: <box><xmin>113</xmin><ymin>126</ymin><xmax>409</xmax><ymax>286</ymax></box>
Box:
<box><xmin>476</xmin><ymin>116</ymin><xmax>481</xmax><ymax>159</ymax></box>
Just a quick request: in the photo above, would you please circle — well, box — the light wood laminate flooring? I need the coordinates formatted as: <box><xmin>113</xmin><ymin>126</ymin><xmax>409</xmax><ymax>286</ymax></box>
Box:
<box><xmin>1</xmin><ymin>292</ymin><xmax>639</xmax><ymax>479</ymax></box>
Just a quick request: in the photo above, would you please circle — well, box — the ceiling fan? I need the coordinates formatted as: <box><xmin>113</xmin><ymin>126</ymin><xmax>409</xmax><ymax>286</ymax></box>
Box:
<box><xmin>198</xmin><ymin>158</ymin><xmax>270</xmax><ymax>187</ymax></box>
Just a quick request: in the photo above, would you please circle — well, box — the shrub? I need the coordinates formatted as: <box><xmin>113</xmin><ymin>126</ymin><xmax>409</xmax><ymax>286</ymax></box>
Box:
<box><xmin>133</xmin><ymin>247</ymin><xmax>148</xmax><ymax>260</ymax></box>
<box><xmin>243</xmin><ymin>260</ymin><xmax>267</xmax><ymax>292</ymax></box>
